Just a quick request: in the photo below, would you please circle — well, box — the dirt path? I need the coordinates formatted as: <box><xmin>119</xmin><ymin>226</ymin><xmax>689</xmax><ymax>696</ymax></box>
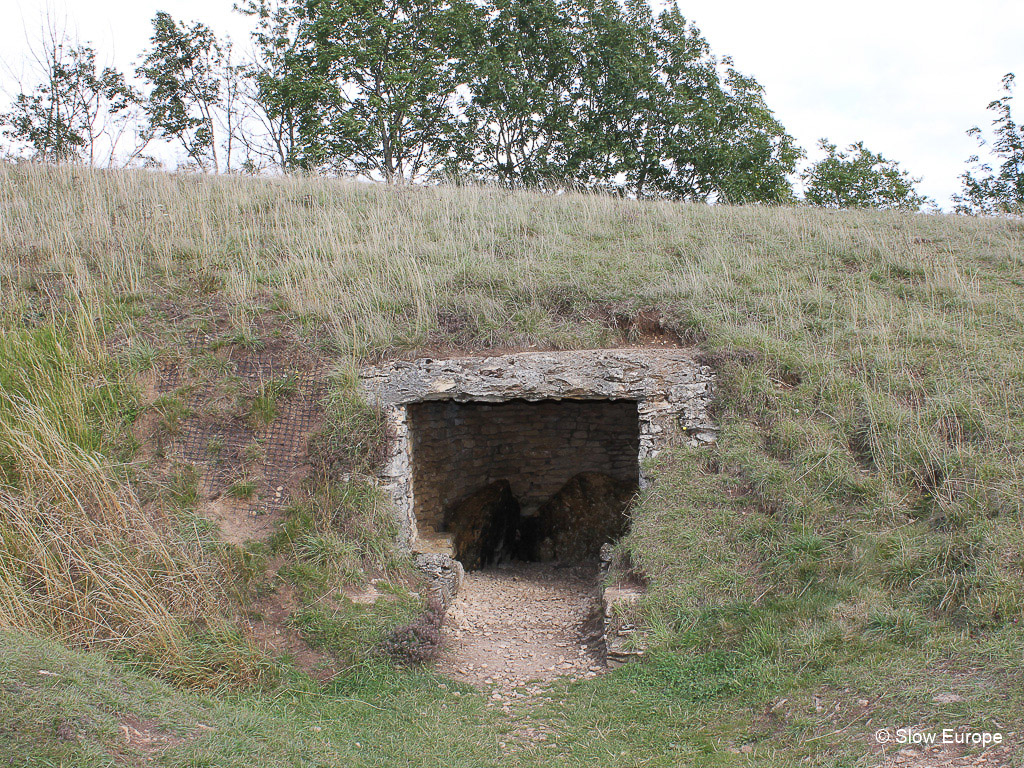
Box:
<box><xmin>436</xmin><ymin>562</ymin><xmax>605</xmax><ymax>702</ymax></box>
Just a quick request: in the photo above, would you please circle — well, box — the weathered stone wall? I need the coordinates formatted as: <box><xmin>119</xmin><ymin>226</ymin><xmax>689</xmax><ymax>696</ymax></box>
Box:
<box><xmin>359</xmin><ymin>349</ymin><xmax>716</xmax><ymax>551</ymax></box>
<box><xmin>409</xmin><ymin>399</ymin><xmax>640</xmax><ymax>535</ymax></box>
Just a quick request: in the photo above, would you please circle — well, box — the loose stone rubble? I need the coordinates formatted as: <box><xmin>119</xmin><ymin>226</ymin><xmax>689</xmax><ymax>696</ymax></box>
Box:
<box><xmin>435</xmin><ymin>562</ymin><xmax>604</xmax><ymax>697</ymax></box>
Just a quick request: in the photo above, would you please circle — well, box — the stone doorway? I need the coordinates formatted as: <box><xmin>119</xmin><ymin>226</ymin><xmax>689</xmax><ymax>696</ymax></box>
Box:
<box><xmin>360</xmin><ymin>348</ymin><xmax>716</xmax><ymax>556</ymax></box>
<box><xmin>359</xmin><ymin>349</ymin><xmax>715</xmax><ymax>689</ymax></box>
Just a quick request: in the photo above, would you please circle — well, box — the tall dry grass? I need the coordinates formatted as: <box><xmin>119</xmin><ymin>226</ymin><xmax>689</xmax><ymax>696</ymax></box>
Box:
<box><xmin>0</xmin><ymin>429</ymin><xmax>217</xmax><ymax>651</ymax></box>
<box><xmin>0</xmin><ymin>274</ymin><xmax>219</xmax><ymax>656</ymax></box>
<box><xmin>1</xmin><ymin>161</ymin><xmax>1022</xmax><ymax>651</ymax></box>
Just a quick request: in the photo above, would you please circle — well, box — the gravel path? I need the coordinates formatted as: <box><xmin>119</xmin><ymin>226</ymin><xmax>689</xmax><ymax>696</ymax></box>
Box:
<box><xmin>436</xmin><ymin>562</ymin><xmax>605</xmax><ymax>700</ymax></box>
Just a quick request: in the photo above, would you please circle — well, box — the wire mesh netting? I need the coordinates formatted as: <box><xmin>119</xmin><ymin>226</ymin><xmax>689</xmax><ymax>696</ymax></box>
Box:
<box><xmin>159</xmin><ymin>353</ymin><xmax>327</xmax><ymax>516</ymax></box>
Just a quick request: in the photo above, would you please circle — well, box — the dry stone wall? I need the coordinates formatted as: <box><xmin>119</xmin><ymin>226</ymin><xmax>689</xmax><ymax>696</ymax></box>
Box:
<box><xmin>409</xmin><ymin>399</ymin><xmax>639</xmax><ymax>530</ymax></box>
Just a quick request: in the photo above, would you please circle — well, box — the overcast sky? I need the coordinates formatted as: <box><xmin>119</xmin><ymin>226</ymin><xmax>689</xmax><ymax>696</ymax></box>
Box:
<box><xmin>2</xmin><ymin>0</ymin><xmax>1022</xmax><ymax>208</ymax></box>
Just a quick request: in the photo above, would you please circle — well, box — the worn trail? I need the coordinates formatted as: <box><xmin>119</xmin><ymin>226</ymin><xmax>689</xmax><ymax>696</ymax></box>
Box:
<box><xmin>436</xmin><ymin>562</ymin><xmax>605</xmax><ymax>700</ymax></box>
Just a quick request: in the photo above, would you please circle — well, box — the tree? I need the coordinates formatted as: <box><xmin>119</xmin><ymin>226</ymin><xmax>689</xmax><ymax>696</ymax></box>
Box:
<box><xmin>242</xmin><ymin>0</ymin><xmax>484</xmax><ymax>181</ymax></box>
<box><xmin>801</xmin><ymin>139</ymin><xmax>930</xmax><ymax>210</ymax></box>
<box><xmin>570</xmin><ymin>2</ymin><xmax>801</xmax><ymax>202</ymax></box>
<box><xmin>566</xmin><ymin>0</ymin><xmax>662</xmax><ymax>193</ymax></box>
<box><xmin>954</xmin><ymin>73</ymin><xmax>1023</xmax><ymax>216</ymax></box>
<box><xmin>1</xmin><ymin>26</ymin><xmax>147</xmax><ymax>165</ymax></box>
<box><xmin>704</xmin><ymin>67</ymin><xmax>803</xmax><ymax>204</ymax></box>
<box><xmin>461</xmin><ymin>0</ymin><xmax>800</xmax><ymax>199</ymax></box>
<box><xmin>138</xmin><ymin>12</ymin><xmax>239</xmax><ymax>171</ymax></box>
<box><xmin>251</xmin><ymin>0</ymin><xmax>484</xmax><ymax>182</ymax></box>
<box><xmin>235</xmin><ymin>0</ymin><xmax>799</xmax><ymax>196</ymax></box>
<box><xmin>237</xmin><ymin>0</ymin><xmax>330</xmax><ymax>171</ymax></box>
<box><xmin>462</xmin><ymin>0</ymin><xmax>580</xmax><ymax>187</ymax></box>
<box><xmin>330</xmin><ymin>0</ymin><xmax>483</xmax><ymax>182</ymax></box>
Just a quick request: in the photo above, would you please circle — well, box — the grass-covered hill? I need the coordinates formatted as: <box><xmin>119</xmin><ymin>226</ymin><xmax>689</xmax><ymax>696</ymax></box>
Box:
<box><xmin>1</xmin><ymin>162</ymin><xmax>1022</xmax><ymax>766</ymax></box>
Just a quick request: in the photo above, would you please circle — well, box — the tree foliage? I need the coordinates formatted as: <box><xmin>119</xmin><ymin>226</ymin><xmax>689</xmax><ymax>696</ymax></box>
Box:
<box><xmin>589</xmin><ymin>2</ymin><xmax>801</xmax><ymax>202</ymax></box>
<box><xmin>235</xmin><ymin>0</ymin><xmax>312</xmax><ymax>170</ymax></box>
<box><xmin>955</xmin><ymin>73</ymin><xmax>1023</xmax><ymax>216</ymax></box>
<box><xmin>4</xmin><ymin>0</ymin><xmax>802</xmax><ymax>200</ymax></box>
<box><xmin>462</xmin><ymin>0</ymin><xmax>578</xmax><ymax>186</ymax></box>
<box><xmin>243</xmin><ymin>0</ymin><xmax>483</xmax><ymax>181</ymax></box>
<box><xmin>1</xmin><ymin>29</ymin><xmax>145</xmax><ymax>165</ymax></box>
<box><xmin>800</xmin><ymin>139</ymin><xmax>930</xmax><ymax>211</ymax></box>
<box><xmin>462</xmin><ymin>0</ymin><xmax>801</xmax><ymax>200</ymax></box>
<box><xmin>138</xmin><ymin>12</ymin><xmax>237</xmax><ymax>171</ymax></box>
<box><xmin>241</xmin><ymin>0</ymin><xmax>800</xmax><ymax>199</ymax></box>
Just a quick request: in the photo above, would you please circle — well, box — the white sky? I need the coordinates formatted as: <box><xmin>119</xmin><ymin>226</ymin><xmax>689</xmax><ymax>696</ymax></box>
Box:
<box><xmin>2</xmin><ymin>0</ymin><xmax>1022</xmax><ymax>208</ymax></box>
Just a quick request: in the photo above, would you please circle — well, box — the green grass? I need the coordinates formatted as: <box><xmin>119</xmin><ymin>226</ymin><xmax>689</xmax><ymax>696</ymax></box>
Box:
<box><xmin>152</xmin><ymin>392</ymin><xmax>191</xmax><ymax>435</ymax></box>
<box><xmin>2</xmin><ymin>626</ymin><xmax>1021</xmax><ymax>766</ymax></box>
<box><xmin>0</xmin><ymin>630</ymin><xmax>503</xmax><ymax>767</ymax></box>
<box><xmin>227</xmin><ymin>479</ymin><xmax>257</xmax><ymax>500</ymax></box>
<box><xmin>289</xmin><ymin>592</ymin><xmax>422</xmax><ymax>665</ymax></box>
<box><xmin>1</xmin><ymin>163</ymin><xmax>1023</xmax><ymax>764</ymax></box>
<box><xmin>308</xmin><ymin>365</ymin><xmax>390</xmax><ymax>478</ymax></box>
<box><xmin>270</xmin><ymin>478</ymin><xmax>408</xmax><ymax>595</ymax></box>
<box><xmin>248</xmin><ymin>374</ymin><xmax>297</xmax><ymax>426</ymax></box>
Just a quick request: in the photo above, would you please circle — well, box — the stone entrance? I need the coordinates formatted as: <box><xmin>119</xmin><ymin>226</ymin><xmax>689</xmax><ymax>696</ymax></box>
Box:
<box><xmin>359</xmin><ymin>349</ymin><xmax>716</xmax><ymax>558</ymax></box>
<box><xmin>360</xmin><ymin>349</ymin><xmax>715</xmax><ymax>685</ymax></box>
<box><xmin>407</xmin><ymin>398</ymin><xmax>640</xmax><ymax>565</ymax></box>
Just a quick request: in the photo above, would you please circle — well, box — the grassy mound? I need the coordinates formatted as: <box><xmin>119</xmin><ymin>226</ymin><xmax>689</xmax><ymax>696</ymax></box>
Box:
<box><xmin>1</xmin><ymin>162</ymin><xmax>1022</xmax><ymax>763</ymax></box>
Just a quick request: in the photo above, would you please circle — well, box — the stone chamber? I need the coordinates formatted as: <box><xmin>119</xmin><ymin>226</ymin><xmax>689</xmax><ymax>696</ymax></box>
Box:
<box><xmin>360</xmin><ymin>349</ymin><xmax>716</xmax><ymax>577</ymax></box>
<box><xmin>408</xmin><ymin>398</ymin><xmax>641</xmax><ymax>568</ymax></box>
<box><xmin>360</xmin><ymin>349</ymin><xmax>716</xmax><ymax>668</ymax></box>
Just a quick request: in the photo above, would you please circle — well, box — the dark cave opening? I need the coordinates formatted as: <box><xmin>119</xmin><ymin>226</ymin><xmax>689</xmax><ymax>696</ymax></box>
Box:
<box><xmin>407</xmin><ymin>398</ymin><xmax>640</xmax><ymax>569</ymax></box>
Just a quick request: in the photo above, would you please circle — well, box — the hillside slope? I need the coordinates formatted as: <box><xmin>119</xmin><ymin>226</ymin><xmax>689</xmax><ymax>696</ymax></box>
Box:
<box><xmin>1</xmin><ymin>163</ymin><xmax>1022</xmax><ymax>766</ymax></box>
